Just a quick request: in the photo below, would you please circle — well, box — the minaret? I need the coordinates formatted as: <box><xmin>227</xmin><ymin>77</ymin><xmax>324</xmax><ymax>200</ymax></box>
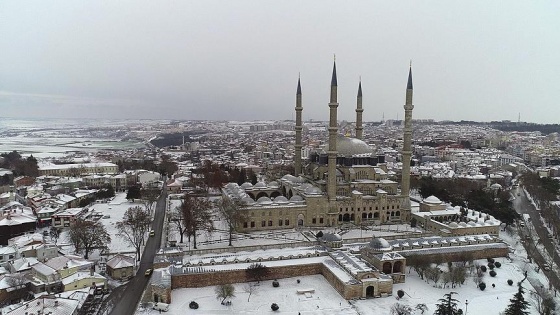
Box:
<box><xmin>327</xmin><ymin>59</ymin><xmax>339</xmax><ymax>213</ymax></box>
<box><xmin>294</xmin><ymin>77</ymin><xmax>303</xmax><ymax>176</ymax></box>
<box><xmin>355</xmin><ymin>79</ymin><xmax>363</xmax><ymax>139</ymax></box>
<box><xmin>401</xmin><ymin>64</ymin><xmax>414</xmax><ymax>219</ymax></box>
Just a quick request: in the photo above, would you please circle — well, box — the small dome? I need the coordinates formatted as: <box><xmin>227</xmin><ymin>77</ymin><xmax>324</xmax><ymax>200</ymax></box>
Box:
<box><xmin>321</xmin><ymin>233</ymin><xmax>342</xmax><ymax>242</ymax></box>
<box><xmin>241</xmin><ymin>182</ymin><xmax>253</xmax><ymax>189</ymax></box>
<box><xmin>282</xmin><ymin>174</ymin><xmax>297</xmax><ymax>182</ymax></box>
<box><xmin>257</xmin><ymin>196</ymin><xmax>272</xmax><ymax>204</ymax></box>
<box><xmin>490</xmin><ymin>183</ymin><xmax>502</xmax><ymax>190</ymax></box>
<box><xmin>367</xmin><ymin>238</ymin><xmax>393</xmax><ymax>251</ymax></box>
<box><xmin>273</xmin><ymin>196</ymin><xmax>288</xmax><ymax>203</ymax></box>
<box><xmin>225</xmin><ymin>183</ymin><xmax>238</xmax><ymax>189</ymax></box>
<box><xmin>448</xmin><ymin>222</ymin><xmax>459</xmax><ymax>228</ymax></box>
<box><xmin>290</xmin><ymin>195</ymin><xmax>303</xmax><ymax>202</ymax></box>
<box><xmin>424</xmin><ymin>195</ymin><xmax>442</xmax><ymax>204</ymax></box>
<box><xmin>458</xmin><ymin>222</ymin><xmax>468</xmax><ymax>227</ymax></box>
<box><xmin>268</xmin><ymin>181</ymin><xmax>279</xmax><ymax>188</ymax></box>
<box><xmin>254</xmin><ymin>182</ymin><xmax>267</xmax><ymax>188</ymax></box>
<box><xmin>305</xmin><ymin>186</ymin><xmax>322</xmax><ymax>195</ymax></box>
<box><xmin>241</xmin><ymin>197</ymin><xmax>255</xmax><ymax>204</ymax></box>
<box><xmin>467</xmin><ymin>221</ymin><xmax>477</xmax><ymax>227</ymax></box>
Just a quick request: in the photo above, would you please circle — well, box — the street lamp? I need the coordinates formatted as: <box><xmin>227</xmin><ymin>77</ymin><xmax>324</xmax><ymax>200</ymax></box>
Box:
<box><xmin>465</xmin><ymin>299</ymin><xmax>468</xmax><ymax>315</ymax></box>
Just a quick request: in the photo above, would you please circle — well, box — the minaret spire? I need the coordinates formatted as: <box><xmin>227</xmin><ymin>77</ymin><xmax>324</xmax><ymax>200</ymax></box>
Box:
<box><xmin>355</xmin><ymin>78</ymin><xmax>364</xmax><ymax>139</ymax></box>
<box><xmin>294</xmin><ymin>76</ymin><xmax>303</xmax><ymax>175</ymax></box>
<box><xmin>401</xmin><ymin>63</ymin><xmax>415</xmax><ymax>222</ymax></box>
<box><xmin>327</xmin><ymin>58</ymin><xmax>339</xmax><ymax>219</ymax></box>
<box><xmin>407</xmin><ymin>61</ymin><xmax>413</xmax><ymax>90</ymax></box>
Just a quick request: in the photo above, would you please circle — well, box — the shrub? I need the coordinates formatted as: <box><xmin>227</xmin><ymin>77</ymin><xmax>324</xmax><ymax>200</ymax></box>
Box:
<box><xmin>495</xmin><ymin>262</ymin><xmax>501</xmax><ymax>268</ymax></box>
<box><xmin>479</xmin><ymin>282</ymin><xmax>486</xmax><ymax>291</ymax></box>
<box><xmin>272</xmin><ymin>280</ymin><xmax>279</xmax><ymax>287</ymax></box>
<box><xmin>480</xmin><ymin>265</ymin><xmax>487</xmax><ymax>272</ymax></box>
<box><xmin>316</xmin><ymin>231</ymin><xmax>324</xmax><ymax>238</ymax></box>
<box><xmin>297</xmin><ymin>279</ymin><xmax>300</xmax><ymax>284</ymax></box>
<box><xmin>487</xmin><ymin>258</ymin><xmax>495</xmax><ymax>263</ymax></box>
<box><xmin>189</xmin><ymin>301</ymin><xmax>199</xmax><ymax>309</ymax></box>
<box><xmin>271</xmin><ymin>303</ymin><xmax>279</xmax><ymax>311</ymax></box>
<box><xmin>507</xmin><ymin>279</ymin><xmax>513</xmax><ymax>286</ymax></box>
<box><xmin>489</xmin><ymin>270</ymin><xmax>497</xmax><ymax>277</ymax></box>
<box><xmin>488</xmin><ymin>263</ymin><xmax>495</xmax><ymax>270</ymax></box>
<box><xmin>397</xmin><ymin>290</ymin><xmax>405</xmax><ymax>299</ymax></box>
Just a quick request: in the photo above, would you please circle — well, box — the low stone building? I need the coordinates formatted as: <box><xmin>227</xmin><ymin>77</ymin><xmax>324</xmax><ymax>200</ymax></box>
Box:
<box><xmin>360</xmin><ymin>238</ymin><xmax>407</xmax><ymax>284</ymax></box>
<box><xmin>106</xmin><ymin>254</ymin><xmax>134</xmax><ymax>280</ymax></box>
<box><xmin>412</xmin><ymin>197</ymin><xmax>501</xmax><ymax>236</ymax></box>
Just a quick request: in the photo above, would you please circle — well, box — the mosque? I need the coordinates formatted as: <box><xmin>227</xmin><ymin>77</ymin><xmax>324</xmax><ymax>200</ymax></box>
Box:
<box><xmin>223</xmin><ymin>61</ymin><xmax>415</xmax><ymax>231</ymax></box>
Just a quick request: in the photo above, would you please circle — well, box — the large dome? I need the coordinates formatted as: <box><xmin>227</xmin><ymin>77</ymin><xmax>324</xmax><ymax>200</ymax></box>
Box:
<box><xmin>325</xmin><ymin>135</ymin><xmax>373</xmax><ymax>156</ymax></box>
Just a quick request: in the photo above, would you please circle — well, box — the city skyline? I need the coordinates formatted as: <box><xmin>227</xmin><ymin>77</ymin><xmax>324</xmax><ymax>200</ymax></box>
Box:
<box><xmin>1</xmin><ymin>1</ymin><xmax>559</xmax><ymax>123</ymax></box>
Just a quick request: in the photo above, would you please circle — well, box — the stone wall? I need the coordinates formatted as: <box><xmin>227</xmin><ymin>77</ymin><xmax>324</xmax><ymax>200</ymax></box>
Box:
<box><xmin>172</xmin><ymin>263</ymin><xmax>322</xmax><ymax>289</ymax></box>
<box><xmin>319</xmin><ymin>263</ymin><xmax>362</xmax><ymax>299</ymax></box>
<box><xmin>402</xmin><ymin>244</ymin><xmax>509</xmax><ymax>263</ymax></box>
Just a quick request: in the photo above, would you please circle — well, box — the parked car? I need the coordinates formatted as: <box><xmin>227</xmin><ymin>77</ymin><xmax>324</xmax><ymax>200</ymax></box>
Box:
<box><xmin>145</xmin><ymin>268</ymin><xmax>153</xmax><ymax>276</ymax></box>
<box><xmin>150</xmin><ymin>230</ymin><xmax>155</xmax><ymax>237</ymax></box>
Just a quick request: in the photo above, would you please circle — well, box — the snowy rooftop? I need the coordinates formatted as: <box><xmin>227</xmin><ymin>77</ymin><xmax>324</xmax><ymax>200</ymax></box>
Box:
<box><xmin>6</xmin><ymin>296</ymin><xmax>80</xmax><ymax>315</ymax></box>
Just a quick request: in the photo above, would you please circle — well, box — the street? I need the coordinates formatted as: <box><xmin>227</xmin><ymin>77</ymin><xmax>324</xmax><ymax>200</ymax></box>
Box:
<box><xmin>100</xmin><ymin>190</ymin><xmax>168</xmax><ymax>315</ymax></box>
<box><xmin>512</xmin><ymin>186</ymin><xmax>560</xmax><ymax>294</ymax></box>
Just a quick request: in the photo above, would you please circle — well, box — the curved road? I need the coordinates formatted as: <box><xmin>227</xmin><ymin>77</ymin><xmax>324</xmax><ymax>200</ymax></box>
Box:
<box><xmin>102</xmin><ymin>190</ymin><xmax>167</xmax><ymax>315</ymax></box>
<box><xmin>513</xmin><ymin>186</ymin><xmax>559</xmax><ymax>294</ymax></box>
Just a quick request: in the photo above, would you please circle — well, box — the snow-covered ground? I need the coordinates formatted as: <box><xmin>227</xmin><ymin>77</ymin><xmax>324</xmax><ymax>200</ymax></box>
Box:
<box><xmin>137</xmin><ymin>224</ymin><xmax>560</xmax><ymax>315</ymax></box>
<box><xmin>135</xmin><ymin>259</ymin><xmax>538</xmax><ymax>315</ymax></box>
<box><xmin>58</xmin><ymin>192</ymin><xmax>147</xmax><ymax>258</ymax></box>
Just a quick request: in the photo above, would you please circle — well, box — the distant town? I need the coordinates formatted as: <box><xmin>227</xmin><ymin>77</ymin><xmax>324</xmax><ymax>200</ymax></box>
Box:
<box><xmin>1</xmin><ymin>72</ymin><xmax>560</xmax><ymax>314</ymax></box>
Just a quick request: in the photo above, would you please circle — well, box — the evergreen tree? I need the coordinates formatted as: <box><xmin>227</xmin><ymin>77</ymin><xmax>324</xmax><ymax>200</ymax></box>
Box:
<box><xmin>503</xmin><ymin>283</ymin><xmax>530</xmax><ymax>315</ymax></box>
<box><xmin>237</xmin><ymin>168</ymin><xmax>247</xmax><ymax>186</ymax></box>
<box><xmin>433</xmin><ymin>292</ymin><xmax>461</xmax><ymax>315</ymax></box>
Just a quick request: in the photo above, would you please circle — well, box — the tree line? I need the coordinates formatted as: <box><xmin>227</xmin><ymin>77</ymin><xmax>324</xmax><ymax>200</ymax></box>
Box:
<box><xmin>412</xmin><ymin>177</ymin><xmax>519</xmax><ymax>227</ymax></box>
<box><xmin>0</xmin><ymin>151</ymin><xmax>39</xmax><ymax>182</ymax></box>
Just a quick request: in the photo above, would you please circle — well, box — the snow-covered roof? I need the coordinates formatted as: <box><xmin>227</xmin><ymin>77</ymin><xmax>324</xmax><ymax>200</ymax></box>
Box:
<box><xmin>106</xmin><ymin>254</ymin><xmax>134</xmax><ymax>269</ymax></box>
<box><xmin>5</xmin><ymin>296</ymin><xmax>80</xmax><ymax>315</ymax></box>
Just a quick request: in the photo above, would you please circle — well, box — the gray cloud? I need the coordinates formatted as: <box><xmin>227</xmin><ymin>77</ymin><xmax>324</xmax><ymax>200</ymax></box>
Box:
<box><xmin>1</xmin><ymin>1</ymin><xmax>559</xmax><ymax>123</ymax></box>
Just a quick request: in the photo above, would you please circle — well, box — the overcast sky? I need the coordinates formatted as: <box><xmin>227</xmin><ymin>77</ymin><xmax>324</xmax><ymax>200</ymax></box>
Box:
<box><xmin>1</xmin><ymin>1</ymin><xmax>559</xmax><ymax>123</ymax></box>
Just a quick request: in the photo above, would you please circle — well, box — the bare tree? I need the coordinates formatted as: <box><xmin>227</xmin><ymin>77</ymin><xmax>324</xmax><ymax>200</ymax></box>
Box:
<box><xmin>407</xmin><ymin>255</ymin><xmax>430</xmax><ymax>280</ymax></box>
<box><xmin>218</xmin><ymin>196</ymin><xmax>248</xmax><ymax>246</ymax></box>
<box><xmin>68</xmin><ymin>219</ymin><xmax>111</xmax><ymax>259</ymax></box>
<box><xmin>5</xmin><ymin>273</ymin><xmax>28</xmax><ymax>289</ymax></box>
<box><xmin>450</xmin><ymin>266</ymin><xmax>467</xmax><ymax>288</ymax></box>
<box><xmin>391</xmin><ymin>303</ymin><xmax>413</xmax><ymax>315</ymax></box>
<box><xmin>425</xmin><ymin>266</ymin><xmax>441</xmax><ymax>285</ymax></box>
<box><xmin>141</xmin><ymin>188</ymin><xmax>160</xmax><ymax>214</ymax></box>
<box><xmin>415</xmin><ymin>303</ymin><xmax>428</xmax><ymax>314</ymax></box>
<box><xmin>530</xmin><ymin>286</ymin><xmax>556</xmax><ymax>315</ymax></box>
<box><xmin>169</xmin><ymin>204</ymin><xmax>189</xmax><ymax>244</ymax></box>
<box><xmin>441</xmin><ymin>271</ymin><xmax>451</xmax><ymax>289</ymax></box>
<box><xmin>243</xmin><ymin>283</ymin><xmax>257</xmax><ymax>302</ymax></box>
<box><xmin>215</xmin><ymin>284</ymin><xmax>235</xmax><ymax>304</ymax></box>
<box><xmin>473</xmin><ymin>266</ymin><xmax>484</xmax><ymax>287</ymax></box>
<box><xmin>246</xmin><ymin>263</ymin><xmax>270</xmax><ymax>283</ymax></box>
<box><xmin>180</xmin><ymin>194</ymin><xmax>213</xmax><ymax>249</ymax></box>
<box><xmin>50</xmin><ymin>226</ymin><xmax>60</xmax><ymax>245</ymax></box>
<box><xmin>116</xmin><ymin>206</ymin><xmax>152</xmax><ymax>261</ymax></box>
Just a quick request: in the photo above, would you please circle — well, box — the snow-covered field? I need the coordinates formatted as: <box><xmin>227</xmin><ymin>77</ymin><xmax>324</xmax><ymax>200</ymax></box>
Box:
<box><xmin>58</xmin><ymin>192</ymin><xmax>146</xmax><ymax>257</ymax></box>
<box><xmin>135</xmin><ymin>223</ymin><xmax>560</xmax><ymax>315</ymax></box>
<box><xmin>135</xmin><ymin>258</ymin><xmax>537</xmax><ymax>315</ymax></box>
